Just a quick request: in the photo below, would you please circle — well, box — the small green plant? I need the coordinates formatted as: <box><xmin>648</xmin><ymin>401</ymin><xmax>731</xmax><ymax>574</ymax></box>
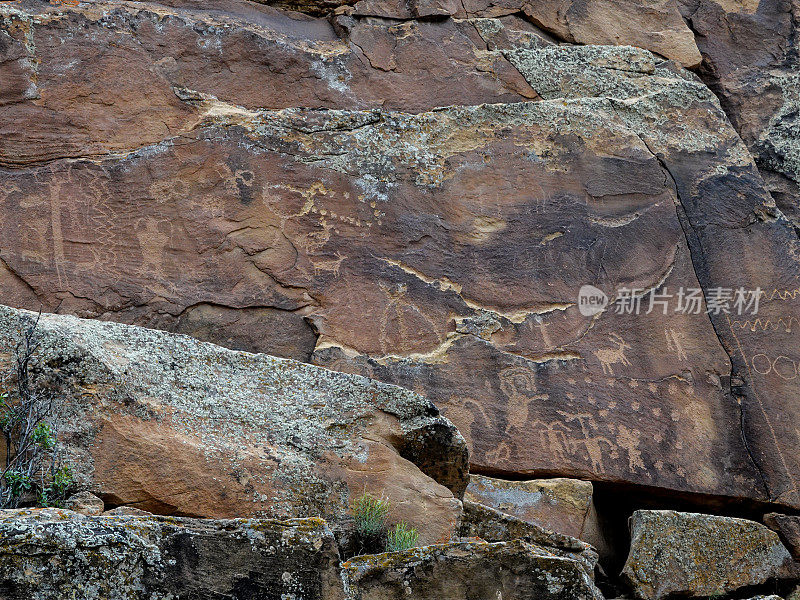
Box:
<box><xmin>348</xmin><ymin>493</ymin><xmax>420</xmax><ymax>556</ymax></box>
<box><xmin>0</xmin><ymin>312</ymin><xmax>74</xmax><ymax>508</ymax></box>
<box><xmin>386</xmin><ymin>521</ymin><xmax>419</xmax><ymax>552</ymax></box>
<box><xmin>37</xmin><ymin>465</ymin><xmax>73</xmax><ymax>508</ymax></box>
<box><xmin>352</xmin><ymin>492</ymin><xmax>391</xmax><ymax>537</ymax></box>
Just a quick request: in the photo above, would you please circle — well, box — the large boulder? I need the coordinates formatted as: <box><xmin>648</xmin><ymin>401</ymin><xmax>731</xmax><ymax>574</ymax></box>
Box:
<box><xmin>0</xmin><ymin>508</ymin><xmax>344</xmax><ymax>600</ymax></box>
<box><xmin>342</xmin><ymin>539</ymin><xmax>603</xmax><ymax>600</ymax></box>
<box><xmin>0</xmin><ymin>305</ymin><xmax>467</xmax><ymax>545</ymax></box>
<box><xmin>2</xmin><ymin>0</ymin><xmax>800</xmax><ymax>513</ymax></box>
<box><xmin>459</xmin><ymin>499</ymin><xmax>599</xmax><ymax>578</ymax></box>
<box><xmin>622</xmin><ymin>510</ymin><xmax>793</xmax><ymax>600</ymax></box>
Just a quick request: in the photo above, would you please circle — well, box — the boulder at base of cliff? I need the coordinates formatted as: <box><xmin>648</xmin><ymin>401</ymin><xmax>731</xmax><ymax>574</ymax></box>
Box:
<box><xmin>765</xmin><ymin>513</ymin><xmax>800</xmax><ymax>561</ymax></box>
<box><xmin>459</xmin><ymin>499</ymin><xmax>598</xmax><ymax>578</ymax></box>
<box><xmin>622</xmin><ymin>510</ymin><xmax>793</xmax><ymax>600</ymax></box>
<box><xmin>464</xmin><ymin>474</ymin><xmax>602</xmax><ymax>542</ymax></box>
<box><xmin>0</xmin><ymin>305</ymin><xmax>467</xmax><ymax>545</ymax></box>
<box><xmin>342</xmin><ymin>539</ymin><xmax>603</xmax><ymax>600</ymax></box>
<box><xmin>0</xmin><ymin>508</ymin><xmax>344</xmax><ymax>600</ymax></box>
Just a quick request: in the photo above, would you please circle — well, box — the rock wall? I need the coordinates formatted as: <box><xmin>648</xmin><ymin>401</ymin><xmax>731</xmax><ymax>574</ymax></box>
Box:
<box><xmin>0</xmin><ymin>0</ymin><xmax>799</xmax><ymax>569</ymax></box>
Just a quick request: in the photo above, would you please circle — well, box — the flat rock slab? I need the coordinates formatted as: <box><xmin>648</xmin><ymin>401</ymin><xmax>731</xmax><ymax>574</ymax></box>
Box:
<box><xmin>464</xmin><ymin>474</ymin><xmax>596</xmax><ymax>540</ymax></box>
<box><xmin>342</xmin><ymin>539</ymin><xmax>603</xmax><ymax>600</ymax></box>
<box><xmin>459</xmin><ymin>499</ymin><xmax>598</xmax><ymax>578</ymax></box>
<box><xmin>0</xmin><ymin>305</ymin><xmax>467</xmax><ymax>545</ymax></box>
<box><xmin>0</xmin><ymin>508</ymin><xmax>344</xmax><ymax>600</ymax></box>
<box><xmin>622</xmin><ymin>510</ymin><xmax>793</xmax><ymax>600</ymax></box>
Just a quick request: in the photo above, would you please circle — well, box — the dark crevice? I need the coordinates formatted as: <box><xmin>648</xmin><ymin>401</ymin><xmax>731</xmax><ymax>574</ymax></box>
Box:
<box><xmin>656</xmin><ymin>155</ymin><xmax>773</xmax><ymax>505</ymax></box>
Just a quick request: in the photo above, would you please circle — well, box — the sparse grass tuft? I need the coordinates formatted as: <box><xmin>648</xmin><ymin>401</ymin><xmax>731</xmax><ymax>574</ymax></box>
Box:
<box><xmin>352</xmin><ymin>492</ymin><xmax>390</xmax><ymax>537</ymax></box>
<box><xmin>386</xmin><ymin>521</ymin><xmax>419</xmax><ymax>552</ymax></box>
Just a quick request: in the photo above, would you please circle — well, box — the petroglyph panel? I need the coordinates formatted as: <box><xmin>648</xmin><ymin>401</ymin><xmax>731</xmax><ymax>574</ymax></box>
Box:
<box><xmin>2</xmin><ymin>2</ymin><xmax>800</xmax><ymax>508</ymax></box>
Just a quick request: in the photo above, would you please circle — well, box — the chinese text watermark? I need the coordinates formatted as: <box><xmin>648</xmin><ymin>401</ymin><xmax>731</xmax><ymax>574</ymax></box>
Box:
<box><xmin>579</xmin><ymin>286</ymin><xmax>761</xmax><ymax>317</ymax></box>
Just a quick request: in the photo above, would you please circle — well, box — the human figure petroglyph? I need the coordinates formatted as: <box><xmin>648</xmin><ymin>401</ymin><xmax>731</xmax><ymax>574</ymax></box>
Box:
<box><xmin>499</xmin><ymin>365</ymin><xmax>549</xmax><ymax>428</ymax></box>
<box><xmin>593</xmin><ymin>333</ymin><xmax>632</xmax><ymax>375</ymax></box>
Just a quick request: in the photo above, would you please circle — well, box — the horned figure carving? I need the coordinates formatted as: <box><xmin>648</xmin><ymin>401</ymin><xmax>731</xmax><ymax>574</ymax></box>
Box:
<box><xmin>593</xmin><ymin>333</ymin><xmax>632</xmax><ymax>375</ymax></box>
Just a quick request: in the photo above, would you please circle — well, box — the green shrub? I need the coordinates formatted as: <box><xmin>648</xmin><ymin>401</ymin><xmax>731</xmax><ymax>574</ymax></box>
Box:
<box><xmin>0</xmin><ymin>312</ymin><xmax>74</xmax><ymax>508</ymax></box>
<box><xmin>386</xmin><ymin>521</ymin><xmax>419</xmax><ymax>552</ymax></box>
<box><xmin>352</xmin><ymin>492</ymin><xmax>390</xmax><ymax>537</ymax></box>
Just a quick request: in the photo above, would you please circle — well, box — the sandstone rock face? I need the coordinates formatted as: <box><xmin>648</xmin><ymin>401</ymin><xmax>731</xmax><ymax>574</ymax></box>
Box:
<box><xmin>2</xmin><ymin>0</ymin><xmax>800</xmax><ymax>514</ymax></box>
<box><xmin>342</xmin><ymin>539</ymin><xmax>603</xmax><ymax>600</ymax></box>
<box><xmin>0</xmin><ymin>508</ymin><xmax>344</xmax><ymax>600</ymax></box>
<box><xmin>676</xmin><ymin>0</ymin><xmax>800</xmax><ymax>227</ymax></box>
<box><xmin>464</xmin><ymin>474</ymin><xmax>597</xmax><ymax>540</ymax></box>
<box><xmin>459</xmin><ymin>499</ymin><xmax>598</xmax><ymax>577</ymax></box>
<box><xmin>765</xmin><ymin>513</ymin><xmax>800</xmax><ymax>561</ymax></box>
<box><xmin>0</xmin><ymin>305</ymin><xmax>467</xmax><ymax>545</ymax></box>
<box><xmin>622</xmin><ymin>510</ymin><xmax>793</xmax><ymax>600</ymax></box>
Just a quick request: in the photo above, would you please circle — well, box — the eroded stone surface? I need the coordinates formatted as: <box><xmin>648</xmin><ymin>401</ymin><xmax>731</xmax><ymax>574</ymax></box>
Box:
<box><xmin>765</xmin><ymin>513</ymin><xmax>800</xmax><ymax>561</ymax></box>
<box><xmin>342</xmin><ymin>539</ymin><xmax>603</xmax><ymax>600</ymax></box>
<box><xmin>676</xmin><ymin>0</ymin><xmax>800</xmax><ymax>227</ymax></box>
<box><xmin>2</xmin><ymin>1</ymin><xmax>800</xmax><ymax>513</ymax></box>
<box><xmin>464</xmin><ymin>474</ymin><xmax>596</xmax><ymax>540</ymax></box>
<box><xmin>0</xmin><ymin>508</ymin><xmax>344</xmax><ymax>600</ymax></box>
<box><xmin>459</xmin><ymin>499</ymin><xmax>598</xmax><ymax>577</ymax></box>
<box><xmin>0</xmin><ymin>305</ymin><xmax>467</xmax><ymax>545</ymax></box>
<box><xmin>63</xmin><ymin>491</ymin><xmax>105</xmax><ymax>516</ymax></box>
<box><xmin>622</xmin><ymin>510</ymin><xmax>793</xmax><ymax>600</ymax></box>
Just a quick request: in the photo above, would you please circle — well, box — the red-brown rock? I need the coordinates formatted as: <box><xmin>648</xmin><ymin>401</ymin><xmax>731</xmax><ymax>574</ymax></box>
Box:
<box><xmin>0</xmin><ymin>305</ymin><xmax>467</xmax><ymax>545</ymax></box>
<box><xmin>2</xmin><ymin>1</ymin><xmax>800</xmax><ymax>514</ymax></box>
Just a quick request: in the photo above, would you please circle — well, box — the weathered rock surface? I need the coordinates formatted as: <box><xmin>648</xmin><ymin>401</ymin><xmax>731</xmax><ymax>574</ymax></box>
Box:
<box><xmin>2</xmin><ymin>0</ymin><xmax>800</xmax><ymax>514</ymax></box>
<box><xmin>459</xmin><ymin>499</ymin><xmax>598</xmax><ymax>577</ymax></box>
<box><xmin>765</xmin><ymin>513</ymin><xmax>800</xmax><ymax>561</ymax></box>
<box><xmin>0</xmin><ymin>508</ymin><xmax>344</xmax><ymax>600</ymax></box>
<box><xmin>63</xmin><ymin>491</ymin><xmax>105</xmax><ymax>516</ymax></box>
<box><xmin>342</xmin><ymin>539</ymin><xmax>603</xmax><ymax>600</ymax></box>
<box><xmin>0</xmin><ymin>305</ymin><xmax>467</xmax><ymax>545</ymax></box>
<box><xmin>622</xmin><ymin>510</ymin><xmax>793</xmax><ymax>600</ymax></box>
<box><xmin>464</xmin><ymin>474</ymin><xmax>598</xmax><ymax>541</ymax></box>
<box><xmin>676</xmin><ymin>0</ymin><xmax>800</xmax><ymax>227</ymax></box>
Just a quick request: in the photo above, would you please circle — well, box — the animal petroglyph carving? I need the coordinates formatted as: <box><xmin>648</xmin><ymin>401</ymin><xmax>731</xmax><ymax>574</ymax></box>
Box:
<box><xmin>560</xmin><ymin>412</ymin><xmax>618</xmax><ymax>472</ymax></box>
<box><xmin>593</xmin><ymin>333</ymin><xmax>632</xmax><ymax>375</ymax></box>
<box><xmin>311</xmin><ymin>251</ymin><xmax>346</xmax><ymax>278</ymax></box>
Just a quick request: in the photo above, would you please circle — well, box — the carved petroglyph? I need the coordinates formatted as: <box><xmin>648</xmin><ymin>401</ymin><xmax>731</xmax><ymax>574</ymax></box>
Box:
<box><xmin>665</xmin><ymin>327</ymin><xmax>688</xmax><ymax>361</ymax></box>
<box><xmin>311</xmin><ymin>251</ymin><xmax>346</xmax><ymax>278</ymax></box>
<box><xmin>378</xmin><ymin>282</ymin><xmax>441</xmax><ymax>355</ymax></box>
<box><xmin>729</xmin><ymin>315</ymin><xmax>799</xmax><ymax>333</ymax></box>
<box><xmin>499</xmin><ymin>365</ymin><xmax>549</xmax><ymax>429</ymax></box>
<box><xmin>593</xmin><ymin>333</ymin><xmax>632</xmax><ymax>375</ymax></box>
<box><xmin>616</xmin><ymin>423</ymin><xmax>646</xmax><ymax>471</ymax></box>
<box><xmin>751</xmin><ymin>353</ymin><xmax>798</xmax><ymax>380</ymax></box>
<box><xmin>560</xmin><ymin>412</ymin><xmax>618</xmax><ymax>472</ymax></box>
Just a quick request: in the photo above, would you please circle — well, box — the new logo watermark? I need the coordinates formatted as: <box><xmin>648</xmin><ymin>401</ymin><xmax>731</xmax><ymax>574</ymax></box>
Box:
<box><xmin>578</xmin><ymin>285</ymin><xmax>609</xmax><ymax>316</ymax></box>
<box><xmin>577</xmin><ymin>286</ymin><xmax>762</xmax><ymax>317</ymax></box>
